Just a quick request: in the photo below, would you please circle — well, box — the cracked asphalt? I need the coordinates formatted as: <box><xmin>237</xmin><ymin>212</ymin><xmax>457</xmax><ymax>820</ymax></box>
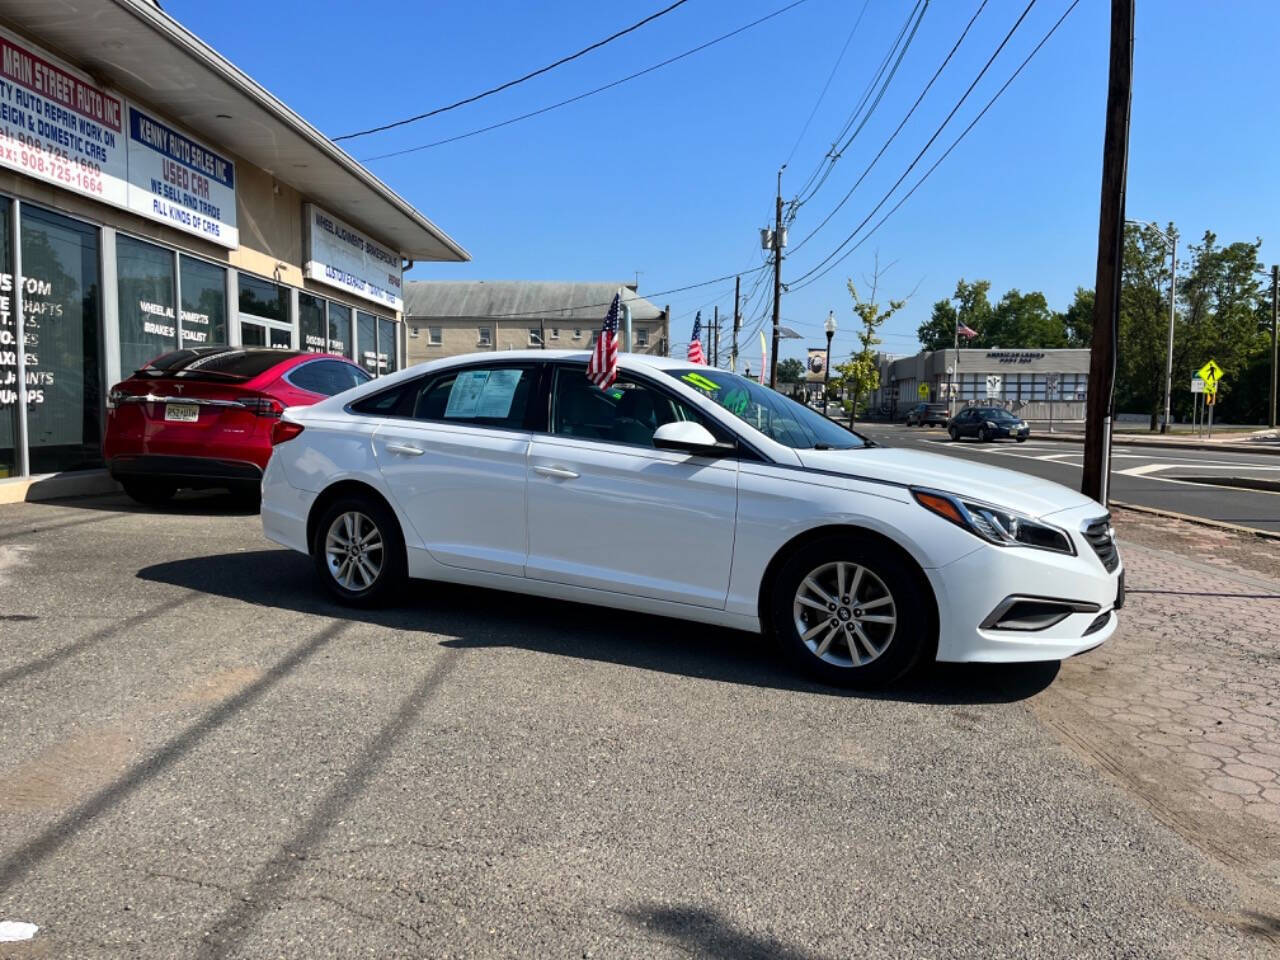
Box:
<box><xmin>0</xmin><ymin>492</ymin><xmax>1277</xmax><ymax>958</ymax></box>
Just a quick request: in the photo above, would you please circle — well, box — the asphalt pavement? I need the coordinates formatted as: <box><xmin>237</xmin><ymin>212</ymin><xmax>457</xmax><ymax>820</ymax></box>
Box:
<box><xmin>854</xmin><ymin>423</ymin><xmax>1280</xmax><ymax>533</ymax></box>
<box><xmin>0</xmin><ymin>493</ymin><xmax>1276</xmax><ymax>958</ymax></box>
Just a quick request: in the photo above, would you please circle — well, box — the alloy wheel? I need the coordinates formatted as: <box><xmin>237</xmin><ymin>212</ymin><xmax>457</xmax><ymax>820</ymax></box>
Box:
<box><xmin>324</xmin><ymin>511</ymin><xmax>384</xmax><ymax>591</ymax></box>
<box><xmin>792</xmin><ymin>561</ymin><xmax>897</xmax><ymax>668</ymax></box>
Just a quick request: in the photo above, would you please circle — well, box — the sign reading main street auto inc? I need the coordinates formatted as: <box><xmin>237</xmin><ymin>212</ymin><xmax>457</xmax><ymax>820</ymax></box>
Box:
<box><xmin>304</xmin><ymin>204</ymin><xmax>403</xmax><ymax>311</ymax></box>
<box><xmin>0</xmin><ymin>26</ymin><xmax>128</xmax><ymax>208</ymax></box>
<box><xmin>125</xmin><ymin>106</ymin><xmax>237</xmax><ymax>248</ymax></box>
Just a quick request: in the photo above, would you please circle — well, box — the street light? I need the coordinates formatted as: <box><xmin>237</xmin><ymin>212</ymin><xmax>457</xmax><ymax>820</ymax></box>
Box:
<box><xmin>823</xmin><ymin>310</ymin><xmax>837</xmax><ymax>414</ymax></box>
<box><xmin>1127</xmin><ymin>218</ymin><xmax>1177</xmax><ymax>433</ymax></box>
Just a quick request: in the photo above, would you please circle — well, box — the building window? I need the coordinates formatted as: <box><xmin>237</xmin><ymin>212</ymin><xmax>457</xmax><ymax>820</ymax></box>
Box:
<box><xmin>573</xmin><ymin>328</ymin><xmax>583</xmax><ymax>339</ymax></box>
<box><xmin>636</xmin><ymin>327</ymin><xmax>649</xmax><ymax>348</ymax></box>
<box><xmin>179</xmin><ymin>256</ymin><xmax>227</xmax><ymax>350</ymax></box>
<box><xmin>327</xmin><ymin>302</ymin><xmax>352</xmax><ymax>357</ymax></box>
<box><xmin>299</xmin><ymin>293</ymin><xmax>327</xmax><ymax>354</ymax></box>
<box><xmin>477</xmin><ymin>327</ymin><xmax>491</xmax><ymax>346</ymax></box>
<box><xmin>239</xmin><ymin>274</ymin><xmax>291</xmax><ymax>347</ymax></box>
<box><xmin>116</xmin><ymin>235</ymin><xmax>176</xmax><ymax>375</ymax></box>
<box><xmin>378</xmin><ymin>316</ymin><xmax>398</xmax><ymax>374</ymax></box>
<box><xmin>409</xmin><ymin>325</ymin><xmax>420</xmax><ymax>338</ymax></box>
<box><xmin>529</xmin><ymin>327</ymin><xmax>543</xmax><ymax>346</ymax></box>
<box><xmin>357</xmin><ymin>310</ymin><xmax>378</xmax><ymax>375</ymax></box>
<box><xmin>0</xmin><ymin>198</ymin><xmax>13</xmax><ymax>478</ymax></box>
<box><xmin>428</xmin><ymin>326</ymin><xmax>443</xmax><ymax>346</ymax></box>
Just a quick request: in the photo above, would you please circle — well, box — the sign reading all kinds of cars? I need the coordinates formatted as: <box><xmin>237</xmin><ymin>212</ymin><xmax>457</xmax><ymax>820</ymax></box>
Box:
<box><xmin>0</xmin><ymin>26</ymin><xmax>127</xmax><ymax>208</ymax></box>
<box><xmin>304</xmin><ymin>203</ymin><xmax>404</xmax><ymax>311</ymax></box>
<box><xmin>125</xmin><ymin>106</ymin><xmax>237</xmax><ymax>248</ymax></box>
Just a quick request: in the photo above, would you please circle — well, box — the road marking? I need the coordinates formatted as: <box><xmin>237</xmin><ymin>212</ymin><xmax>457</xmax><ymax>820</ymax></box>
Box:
<box><xmin>1117</xmin><ymin>464</ymin><xmax>1168</xmax><ymax>477</ymax></box>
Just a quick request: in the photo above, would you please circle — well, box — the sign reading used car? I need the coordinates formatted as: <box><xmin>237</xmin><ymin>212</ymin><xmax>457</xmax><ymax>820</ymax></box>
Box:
<box><xmin>304</xmin><ymin>203</ymin><xmax>404</xmax><ymax>311</ymax></box>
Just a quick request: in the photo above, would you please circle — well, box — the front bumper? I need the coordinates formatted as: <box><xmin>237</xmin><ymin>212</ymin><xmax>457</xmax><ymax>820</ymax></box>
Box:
<box><xmin>927</xmin><ymin>503</ymin><xmax>1122</xmax><ymax>663</ymax></box>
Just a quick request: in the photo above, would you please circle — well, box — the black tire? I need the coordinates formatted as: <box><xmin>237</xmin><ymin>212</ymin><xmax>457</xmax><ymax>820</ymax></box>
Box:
<box><xmin>948</xmin><ymin>426</ymin><xmax>959</xmax><ymax>442</ymax></box>
<box><xmin>311</xmin><ymin>493</ymin><xmax>406</xmax><ymax>607</ymax></box>
<box><xmin>121</xmin><ymin>478</ymin><xmax>177</xmax><ymax>505</ymax></box>
<box><xmin>229</xmin><ymin>483</ymin><xmax>262</xmax><ymax>511</ymax></box>
<box><xmin>1016</xmin><ymin>435</ymin><xmax>1028</xmax><ymax>443</ymax></box>
<box><xmin>978</xmin><ymin>426</ymin><xmax>992</xmax><ymax>443</ymax></box>
<box><xmin>768</xmin><ymin>535</ymin><xmax>932</xmax><ymax>689</ymax></box>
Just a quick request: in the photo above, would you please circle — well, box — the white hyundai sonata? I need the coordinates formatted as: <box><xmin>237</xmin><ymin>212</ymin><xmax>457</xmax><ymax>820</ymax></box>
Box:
<box><xmin>261</xmin><ymin>351</ymin><xmax>1122</xmax><ymax>687</ymax></box>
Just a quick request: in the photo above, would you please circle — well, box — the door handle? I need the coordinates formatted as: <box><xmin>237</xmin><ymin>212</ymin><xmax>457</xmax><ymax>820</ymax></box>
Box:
<box><xmin>385</xmin><ymin>442</ymin><xmax>425</xmax><ymax>457</ymax></box>
<box><xmin>534</xmin><ymin>464</ymin><xmax>579</xmax><ymax>480</ymax></box>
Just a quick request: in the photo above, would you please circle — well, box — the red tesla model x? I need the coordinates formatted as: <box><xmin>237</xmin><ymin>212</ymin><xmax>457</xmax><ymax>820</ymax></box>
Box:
<box><xmin>104</xmin><ymin>346</ymin><xmax>371</xmax><ymax>505</ymax></box>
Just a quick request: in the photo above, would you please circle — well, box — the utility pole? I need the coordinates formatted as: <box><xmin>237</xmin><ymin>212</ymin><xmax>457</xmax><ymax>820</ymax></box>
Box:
<box><xmin>713</xmin><ymin>305</ymin><xmax>720</xmax><ymax>368</ymax></box>
<box><xmin>1082</xmin><ymin>0</ymin><xmax>1134</xmax><ymax>506</ymax></box>
<box><xmin>769</xmin><ymin>165</ymin><xmax>786</xmax><ymax>389</ymax></box>
<box><xmin>731</xmin><ymin>275</ymin><xmax>741</xmax><ymax>372</ymax></box>
<box><xmin>1270</xmin><ymin>264</ymin><xmax>1278</xmax><ymax>430</ymax></box>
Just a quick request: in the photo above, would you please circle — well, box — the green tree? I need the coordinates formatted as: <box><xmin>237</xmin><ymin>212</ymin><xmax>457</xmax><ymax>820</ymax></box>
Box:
<box><xmin>984</xmin><ymin>289</ymin><xmax>1066</xmax><ymax>348</ymax></box>
<box><xmin>1060</xmin><ymin>287</ymin><xmax>1094</xmax><ymax>347</ymax></box>
<box><xmin>1116</xmin><ymin>221</ymin><xmax>1177</xmax><ymax>429</ymax></box>
<box><xmin>776</xmin><ymin>357</ymin><xmax>805</xmax><ymax>383</ymax></box>
<box><xmin>917</xmin><ymin>279</ymin><xmax>993</xmax><ymax>350</ymax></box>
<box><xmin>837</xmin><ymin>258</ymin><xmax>905</xmax><ymax>426</ymax></box>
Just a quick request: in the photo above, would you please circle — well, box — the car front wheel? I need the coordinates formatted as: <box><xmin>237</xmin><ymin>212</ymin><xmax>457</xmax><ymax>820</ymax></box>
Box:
<box><xmin>312</xmin><ymin>495</ymin><xmax>406</xmax><ymax>606</ymax></box>
<box><xmin>769</xmin><ymin>536</ymin><xmax>931</xmax><ymax>688</ymax></box>
<box><xmin>948</xmin><ymin>426</ymin><xmax>959</xmax><ymax>442</ymax></box>
<box><xmin>978</xmin><ymin>426</ymin><xmax>992</xmax><ymax>443</ymax></box>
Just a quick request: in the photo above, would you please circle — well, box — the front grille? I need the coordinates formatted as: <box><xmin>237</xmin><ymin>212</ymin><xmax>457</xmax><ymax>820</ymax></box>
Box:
<box><xmin>1082</xmin><ymin>516</ymin><xmax>1119</xmax><ymax>572</ymax></box>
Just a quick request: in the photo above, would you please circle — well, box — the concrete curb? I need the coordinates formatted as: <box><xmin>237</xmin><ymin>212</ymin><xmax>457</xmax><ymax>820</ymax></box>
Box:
<box><xmin>1031</xmin><ymin>432</ymin><xmax>1280</xmax><ymax>457</ymax></box>
<box><xmin>1110</xmin><ymin>500</ymin><xmax>1280</xmax><ymax>541</ymax></box>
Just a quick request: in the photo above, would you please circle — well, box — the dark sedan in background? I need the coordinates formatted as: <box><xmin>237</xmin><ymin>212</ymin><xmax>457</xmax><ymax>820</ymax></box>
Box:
<box><xmin>947</xmin><ymin>406</ymin><xmax>1030</xmax><ymax>443</ymax></box>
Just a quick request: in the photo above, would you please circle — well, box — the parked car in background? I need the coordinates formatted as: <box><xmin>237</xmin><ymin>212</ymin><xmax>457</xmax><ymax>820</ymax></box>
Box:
<box><xmin>104</xmin><ymin>347</ymin><xmax>371</xmax><ymax>505</ymax></box>
<box><xmin>948</xmin><ymin>406</ymin><xmax>1031</xmax><ymax>443</ymax></box>
<box><xmin>261</xmin><ymin>351</ymin><xmax>1121</xmax><ymax>689</ymax></box>
<box><xmin>905</xmin><ymin>402</ymin><xmax>950</xmax><ymax>427</ymax></box>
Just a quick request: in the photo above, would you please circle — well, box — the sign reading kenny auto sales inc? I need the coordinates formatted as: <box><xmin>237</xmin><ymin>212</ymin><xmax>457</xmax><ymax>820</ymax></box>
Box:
<box><xmin>0</xmin><ymin>26</ymin><xmax>128</xmax><ymax>208</ymax></box>
<box><xmin>304</xmin><ymin>203</ymin><xmax>403</xmax><ymax>311</ymax></box>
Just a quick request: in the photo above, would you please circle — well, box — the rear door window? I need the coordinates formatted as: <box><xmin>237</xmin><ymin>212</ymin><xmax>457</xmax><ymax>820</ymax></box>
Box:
<box><xmin>287</xmin><ymin>359</ymin><xmax>371</xmax><ymax>397</ymax></box>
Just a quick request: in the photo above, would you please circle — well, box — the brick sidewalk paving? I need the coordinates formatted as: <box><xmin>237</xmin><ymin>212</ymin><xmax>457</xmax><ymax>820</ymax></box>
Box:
<box><xmin>1034</xmin><ymin>519</ymin><xmax>1280</xmax><ymax>894</ymax></box>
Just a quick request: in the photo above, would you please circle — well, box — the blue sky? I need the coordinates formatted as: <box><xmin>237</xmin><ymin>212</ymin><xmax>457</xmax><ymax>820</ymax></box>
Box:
<box><xmin>167</xmin><ymin>0</ymin><xmax>1278</xmax><ymax>366</ymax></box>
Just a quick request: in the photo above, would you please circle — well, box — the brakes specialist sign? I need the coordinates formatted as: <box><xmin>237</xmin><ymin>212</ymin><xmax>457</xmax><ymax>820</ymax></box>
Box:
<box><xmin>125</xmin><ymin>106</ymin><xmax>237</xmax><ymax>248</ymax></box>
<box><xmin>304</xmin><ymin>203</ymin><xmax>404</xmax><ymax>311</ymax></box>
<box><xmin>0</xmin><ymin>26</ymin><xmax>127</xmax><ymax>208</ymax></box>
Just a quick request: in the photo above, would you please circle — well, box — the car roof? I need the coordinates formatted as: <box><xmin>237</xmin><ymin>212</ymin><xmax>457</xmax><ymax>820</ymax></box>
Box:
<box><xmin>398</xmin><ymin>349</ymin><xmax>704</xmax><ymax>372</ymax></box>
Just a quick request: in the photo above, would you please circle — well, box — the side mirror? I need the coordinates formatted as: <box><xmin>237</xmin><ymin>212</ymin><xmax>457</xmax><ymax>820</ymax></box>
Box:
<box><xmin>652</xmin><ymin>421</ymin><xmax>735</xmax><ymax>457</ymax></box>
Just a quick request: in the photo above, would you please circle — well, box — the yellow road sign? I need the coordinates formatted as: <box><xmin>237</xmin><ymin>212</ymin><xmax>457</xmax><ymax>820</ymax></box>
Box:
<box><xmin>1196</xmin><ymin>359</ymin><xmax>1224</xmax><ymax>390</ymax></box>
<box><xmin>917</xmin><ymin>383</ymin><xmax>929</xmax><ymax>399</ymax></box>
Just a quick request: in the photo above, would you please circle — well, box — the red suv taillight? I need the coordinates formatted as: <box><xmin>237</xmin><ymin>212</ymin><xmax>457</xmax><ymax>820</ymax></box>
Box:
<box><xmin>271</xmin><ymin>420</ymin><xmax>305</xmax><ymax>445</ymax></box>
<box><xmin>238</xmin><ymin>396</ymin><xmax>285</xmax><ymax>418</ymax></box>
<box><xmin>107</xmin><ymin>387</ymin><xmax>133</xmax><ymax>409</ymax></box>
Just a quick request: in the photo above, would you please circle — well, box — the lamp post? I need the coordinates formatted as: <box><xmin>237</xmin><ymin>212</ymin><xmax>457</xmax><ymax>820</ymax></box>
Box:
<box><xmin>823</xmin><ymin>310</ymin><xmax>836</xmax><ymax>415</ymax></box>
<box><xmin>1126</xmin><ymin>219</ymin><xmax>1177</xmax><ymax>433</ymax></box>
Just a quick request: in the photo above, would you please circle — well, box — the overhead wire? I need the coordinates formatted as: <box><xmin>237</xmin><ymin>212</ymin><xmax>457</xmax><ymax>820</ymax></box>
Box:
<box><xmin>333</xmin><ymin>0</ymin><xmax>693</xmax><ymax>141</ymax></box>
<box><xmin>787</xmin><ymin>0</ymin><xmax>1082</xmax><ymax>293</ymax></box>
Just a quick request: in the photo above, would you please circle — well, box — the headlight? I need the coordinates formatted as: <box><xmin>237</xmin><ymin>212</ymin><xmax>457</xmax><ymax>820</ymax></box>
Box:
<box><xmin>911</xmin><ymin>488</ymin><xmax>1075</xmax><ymax>555</ymax></box>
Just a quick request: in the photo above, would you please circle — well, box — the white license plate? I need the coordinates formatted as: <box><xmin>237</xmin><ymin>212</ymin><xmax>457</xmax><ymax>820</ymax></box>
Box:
<box><xmin>164</xmin><ymin>403</ymin><xmax>199</xmax><ymax>423</ymax></box>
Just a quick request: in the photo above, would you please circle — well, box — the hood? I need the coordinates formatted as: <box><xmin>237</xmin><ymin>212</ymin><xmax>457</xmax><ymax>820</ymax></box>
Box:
<box><xmin>795</xmin><ymin>447</ymin><xmax>1100</xmax><ymax>519</ymax></box>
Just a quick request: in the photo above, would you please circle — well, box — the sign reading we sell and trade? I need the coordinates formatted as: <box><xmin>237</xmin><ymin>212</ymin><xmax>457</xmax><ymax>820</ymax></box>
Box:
<box><xmin>304</xmin><ymin>203</ymin><xmax>403</xmax><ymax>311</ymax></box>
<box><xmin>125</xmin><ymin>106</ymin><xmax>237</xmax><ymax>248</ymax></box>
<box><xmin>0</xmin><ymin>26</ymin><xmax>127</xmax><ymax>208</ymax></box>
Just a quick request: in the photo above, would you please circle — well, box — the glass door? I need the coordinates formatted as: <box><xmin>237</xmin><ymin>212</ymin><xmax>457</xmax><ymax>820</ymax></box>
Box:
<box><xmin>238</xmin><ymin>274</ymin><xmax>291</xmax><ymax>349</ymax></box>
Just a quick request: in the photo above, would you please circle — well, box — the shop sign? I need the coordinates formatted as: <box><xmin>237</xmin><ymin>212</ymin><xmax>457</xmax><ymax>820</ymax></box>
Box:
<box><xmin>125</xmin><ymin>106</ymin><xmax>237</xmax><ymax>248</ymax></box>
<box><xmin>304</xmin><ymin>203</ymin><xmax>403</xmax><ymax>311</ymax></box>
<box><xmin>985</xmin><ymin>351</ymin><xmax>1046</xmax><ymax>364</ymax></box>
<box><xmin>0</xmin><ymin>27</ymin><xmax>127</xmax><ymax>208</ymax></box>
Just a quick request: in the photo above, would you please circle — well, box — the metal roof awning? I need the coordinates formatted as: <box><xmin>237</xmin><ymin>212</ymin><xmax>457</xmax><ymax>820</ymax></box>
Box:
<box><xmin>0</xmin><ymin>0</ymin><xmax>469</xmax><ymax>262</ymax></box>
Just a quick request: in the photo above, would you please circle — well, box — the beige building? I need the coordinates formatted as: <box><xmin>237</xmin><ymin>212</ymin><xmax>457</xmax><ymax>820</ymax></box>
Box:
<box><xmin>0</xmin><ymin>0</ymin><xmax>466</xmax><ymax>500</ymax></box>
<box><xmin>404</xmin><ymin>282</ymin><xmax>668</xmax><ymax>365</ymax></box>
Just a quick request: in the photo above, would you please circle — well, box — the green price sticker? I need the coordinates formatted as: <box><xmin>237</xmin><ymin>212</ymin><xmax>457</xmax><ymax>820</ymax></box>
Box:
<box><xmin>681</xmin><ymin>372</ymin><xmax>721</xmax><ymax>392</ymax></box>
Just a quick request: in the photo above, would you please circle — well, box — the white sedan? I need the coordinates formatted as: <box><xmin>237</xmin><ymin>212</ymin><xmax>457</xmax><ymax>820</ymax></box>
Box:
<box><xmin>261</xmin><ymin>351</ymin><xmax>1122</xmax><ymax>688</ymax></box>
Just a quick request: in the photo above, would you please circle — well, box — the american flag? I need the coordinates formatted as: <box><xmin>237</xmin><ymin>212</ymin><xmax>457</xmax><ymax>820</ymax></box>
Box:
<box><xmin>587</xmin><ymin>293</ymin><xmax>621</xmax><ymax>388</ymax></box>
<box><xmin>687</xmin><ymin>312</ymin><xmax>705</xmax><ymax>365</ymax></box>
<box><xmin>957</xmin><ymin>321</ymin><xmax>979</xmax><ymax>339</ymax></box>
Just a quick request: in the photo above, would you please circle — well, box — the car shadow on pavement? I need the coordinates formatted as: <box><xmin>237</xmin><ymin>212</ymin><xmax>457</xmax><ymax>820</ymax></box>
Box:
<box><xmin>34</xmin><ymin>490</ymin><xmax>260</xmax><ymax>517</ymax></box>
<box><xmin>620</xmin><ymin>903</ymin><xmax>822</xmax><ymax>960</ymax></box>
<box><xmin>136</xmin><ymin>549</ymin><xmax>1059</xmax><ymax>706</ymax></box>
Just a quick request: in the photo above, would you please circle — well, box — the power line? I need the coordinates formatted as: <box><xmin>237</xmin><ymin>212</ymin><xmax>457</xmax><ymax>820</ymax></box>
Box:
<box><xmin>788</xmin><ymin>0</ymin><xmax>989</xmax><ymax>255</ymax></box>
<box><xmin>788</xmin><ymin>0</ymin><xmax>1082</xmax><ymax>293</ymax></box>
<box><xmin>361</xmin><ymin>0</ymin><xmax>813</xmax><ymax>162</ymax></box>
<box><xmin>333</xmin><ymin>0</ymin><xmax>693</xmax><ymax>142</ymax></box>
<box><xmin>787</xmin><ymin>0</ymin><xmax>1043</xmax><ymax>288</ymax></box>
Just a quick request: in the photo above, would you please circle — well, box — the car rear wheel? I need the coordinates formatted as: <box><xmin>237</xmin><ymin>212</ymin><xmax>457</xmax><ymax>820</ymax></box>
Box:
<box><xmin>978</xmin><ymin>426</ymin><xmax>992</xmax><ymax>443</ymax></box>
<box><xmin>768</xmin><ymin>536</ymin><xmax>930</xmax><ymax>688</ymax></box>
<box><xmin>312</xmin><ymin>495</ymin><xmax>406</xmax><ymax>607</ymax></box>
<box><xmin>120</xmin><ymin>478</ymin><xmax>177</xmax><ymax>505</ymax></box>
<box><xmin>948</xmin><ymin>426</ymin><xmax>959</xmax><ymax>442</ymax></box>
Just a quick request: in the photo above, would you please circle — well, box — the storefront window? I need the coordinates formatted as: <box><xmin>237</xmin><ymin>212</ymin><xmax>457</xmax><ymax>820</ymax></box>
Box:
<box><xmin>327</xmin><ymin>302</ymin><xmax>351</xmax><ymax>357</ymax></box>
<box><xmin>0</xmin><ymin>199</ymin><xmax>14</xmax><ymax>478</ymax></box>
<box><xmin>180</xmin><ymin>256</ymin><xmax>227</xmax><ymax>349</ymax></box>
<box><xmin>239</xmin><ymin>274</ymin><xmax>290</xmax><ymax>349</ymax></box>
<box><xmin>357</xmin><ymin>310</ymin><xmax>378</xmax><ymax>375</ymax></box>
<box><xmin>378</xmin><ymin>316</ymin><xmax>397</xmax><ymax>374</ymax></box>
<box><xmin>22</xmin><ymin>206</ymin><xmax>102</xmax><ymax>475</ymax></box>
<box><xmin>117</xmin><ymin>235</ymin><xmax>176</xmax><ymax>374</ymax></box>
<box><xmin>300</xmin><ymin>293</ymin><xmax>327</xmax><ymax>353</ymax></box>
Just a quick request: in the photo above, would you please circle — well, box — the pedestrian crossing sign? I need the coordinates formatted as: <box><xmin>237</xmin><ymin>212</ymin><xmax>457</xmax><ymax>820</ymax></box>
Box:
<box><xmin>1196</xmin><ymin>360</ymin><xmax>1223</xmax><ymax>392</ymax></box>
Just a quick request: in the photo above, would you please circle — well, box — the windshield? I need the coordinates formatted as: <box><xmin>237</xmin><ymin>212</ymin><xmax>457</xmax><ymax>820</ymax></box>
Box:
<box><xmin>979</xmin><ymin>407</ymin><xmax>1019</xmax><ymax>422</ymax></box>
<box><xmin>666</xmin><ymin>368</ymin><xmax>867</xmax><ymax>450</ymax></box>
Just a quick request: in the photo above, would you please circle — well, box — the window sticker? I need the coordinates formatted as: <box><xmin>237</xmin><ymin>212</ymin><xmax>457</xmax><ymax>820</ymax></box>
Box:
<box><xmin>722</xmin><ymin>387</ymin><xmax>751</xmax><ymax>416</ymax></box>
<box><xmin>681</xmin><ymin>371</ymin><xmax>720</xmax><ymax>392</ymax></box>
<box><xmin>474</xmin><ymin>368</ymin><xmax>523</xmax><ymax>418</ymax></box>
<box><xmin>444</xmin><ymin>369</ymin><xmax>490</xmax><ymax>418</ymax></box>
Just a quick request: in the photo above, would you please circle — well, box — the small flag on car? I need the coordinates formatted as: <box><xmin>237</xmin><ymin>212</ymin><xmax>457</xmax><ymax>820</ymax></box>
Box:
<box><xmin>587</xmin><ymin>293</ymin><xmax>621</xmax><ymax>389</ymax></box>
<box><xmin>687</xmin><ymin>312</ymin><xmax>705</xmax><ymax>365</ymax></box>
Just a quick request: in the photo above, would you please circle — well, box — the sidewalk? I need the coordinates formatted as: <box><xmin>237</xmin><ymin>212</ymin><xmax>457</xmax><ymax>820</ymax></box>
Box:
<box><xmin>1032</xmin><ymin>507</ymin><xmax>1280</xmax><ymax>897</ymax></box>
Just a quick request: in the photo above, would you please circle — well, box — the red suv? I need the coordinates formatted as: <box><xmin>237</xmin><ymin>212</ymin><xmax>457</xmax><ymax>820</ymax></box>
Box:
<box><xmin>104</xmin><ymin>347</ymin><xmax>371</xmax><ymax>505</ymax></box>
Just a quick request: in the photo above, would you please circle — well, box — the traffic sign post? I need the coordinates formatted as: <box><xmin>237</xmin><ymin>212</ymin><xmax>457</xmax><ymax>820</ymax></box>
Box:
<box><xmin>1191</xmin><ymin>377</ymin><xmax>1204</xmax><ymax>438</ymax></box>
<box><xmin>917</xmin><ymin>383</ymin><xmax>930</xmax><ymax>401</ymax></box>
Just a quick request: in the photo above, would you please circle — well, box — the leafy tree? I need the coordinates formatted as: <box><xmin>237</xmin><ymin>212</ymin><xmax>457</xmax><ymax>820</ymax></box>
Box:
<box><xmin>1061</xmin><ymin>287</ymin><xmax>1094</xmax><ymax>347</ymax></box>
<box><xmin>1116</xmin><ymin>221</ymin><xmax>1177</xmax><ymax>429</ymax></box>
<box><xmin>776</xmin><ymin>357</ymin><xmax>805</xmax><ymax>383</ymax></box>
<box><xmin>837</xmin><ymin>257</ymin><xmax>905</xmax><ymax>426</ymax></box>
<box><xmin>984</xmin><ymin>289</ymin><xmax>1066</xmax><ymax>349</ymax></box>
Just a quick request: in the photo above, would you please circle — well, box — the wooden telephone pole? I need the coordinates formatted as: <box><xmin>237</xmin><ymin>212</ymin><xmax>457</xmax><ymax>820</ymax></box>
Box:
<box><xmin>1082</xmin><ymin>0</ymin><xmax>1134</xmax><ymax>505</ymax></box>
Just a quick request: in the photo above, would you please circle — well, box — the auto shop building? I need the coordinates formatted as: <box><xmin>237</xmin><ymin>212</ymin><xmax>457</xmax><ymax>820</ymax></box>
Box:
<box><xmin>0</xmin><ymin>0</ymin><xmax>468</xmax><ymax>501</ymax></box>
